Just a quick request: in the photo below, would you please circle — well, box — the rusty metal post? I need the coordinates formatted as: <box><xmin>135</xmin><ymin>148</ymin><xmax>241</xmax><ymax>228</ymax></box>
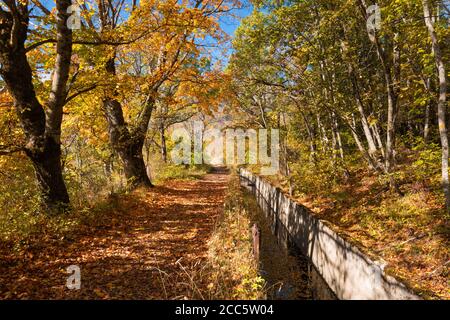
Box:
<box><xmin>251</xmin><ymin>223</ymin><xmax>261</xmax><ymax>264</ymax></box>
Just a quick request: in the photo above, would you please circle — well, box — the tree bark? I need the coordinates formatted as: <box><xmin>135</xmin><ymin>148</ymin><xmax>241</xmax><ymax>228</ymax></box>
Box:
<box><xmin>160</xmin><ymin>122</ymin><xmax>167</xmax><ymax>163</ymax></box>
<box><xmin>424</xmin><ymin>78</ymin><xmax>431</xmax><ymax>142</ymax></box>
<box><xmin>0</xmin><ymin>1</ymin><xmax>72</xmax><ymax>213</ymax></box>
<box><xmin>332</xmin><ymin>114</ymin><xmax>344</xmax><ymax>160</ymax></box>
<box><xmin>103</xmin><ymin>94</ymin><xmax>154</xmax><ymax>188</ymax></box>
<box><xmin>348</xmin><ymin>62</ymin><xmax>379</xmax><ymax>156</ymax></box>
<box><xmin>423</xmin><ymin>0</ymin><xmax>450</xmax><ymax>212</ymax></box>
<box><xmin>358</xmin><ymin>0</ymin><xmax>402</xmax><ymax>194</ymax></box>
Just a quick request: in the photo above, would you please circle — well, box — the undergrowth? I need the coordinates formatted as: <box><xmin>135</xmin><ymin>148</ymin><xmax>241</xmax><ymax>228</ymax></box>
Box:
<box><xmin>0</xmin><ymin>154</ymin><xmax>212</xmax><ymax>246</ymax></box>
<box><xmin>154</xmin><ymin>164</ymin><xmax>212</xmax><ymax>183</ymax></box>
<box><xmin>158</xmin><ymin>174</ymin><xmax>266</xmax><ymax>300</ymax></box>
<box><xmin>246</xmin><ymin>143</ymin><xmax>450</xmax><ymax>299</ymax></box>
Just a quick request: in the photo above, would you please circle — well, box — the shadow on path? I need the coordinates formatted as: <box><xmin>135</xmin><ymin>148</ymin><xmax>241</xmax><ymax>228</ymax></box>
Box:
<box><xmin>0</xmin><ymin>172</ymin><xmax>229</xmax><ymax>299</ymax></box>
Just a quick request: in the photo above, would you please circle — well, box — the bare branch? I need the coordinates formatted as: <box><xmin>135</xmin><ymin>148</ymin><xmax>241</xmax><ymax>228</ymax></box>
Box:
<box><xmin>65</xmin><ymin>85</ymin><xmax>98</xmax><ymax>104</ymax></box>
<box><xmin>0</xmin><ymin>145</ymin><xmax>24</xmax><ymax>156</ymax></box>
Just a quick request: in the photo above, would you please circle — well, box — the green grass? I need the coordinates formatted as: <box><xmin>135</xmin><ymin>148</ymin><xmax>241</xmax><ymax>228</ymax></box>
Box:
<box><xmin>154</xmin><ymin>164</ymin><xmax>212</xmax><ymax>183</ymax></box>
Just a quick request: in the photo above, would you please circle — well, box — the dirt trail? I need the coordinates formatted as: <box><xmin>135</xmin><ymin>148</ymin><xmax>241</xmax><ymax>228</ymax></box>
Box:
<box><xmin>0</xmin><ymin>171</ymin><xmax>229</xmax><ymax>299</ymax></box>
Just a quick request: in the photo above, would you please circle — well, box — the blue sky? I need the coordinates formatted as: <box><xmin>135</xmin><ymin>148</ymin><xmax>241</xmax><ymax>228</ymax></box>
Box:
<box><xmin>40</xmin><ymin>0</ymin><xmax>252</xmax><ymax>33</ymax></box>
<box><xmin>211</xmin><ymin>1</ymin><xmax>253</xmax><ymax>66</ymax></box>
<box><xmin>38</xmin><ymin>0</ymin><xmax>253</xmax><ymax>66</ymax></box>
<box><xmin>219</xmin><ymin>1</ymin><xmax>253</xmax><ymax>37</ymax></box>
<box><xmin>39</xmin><ymin>0</ymin><xmax>252</xmax><ymax>36</ymax></box>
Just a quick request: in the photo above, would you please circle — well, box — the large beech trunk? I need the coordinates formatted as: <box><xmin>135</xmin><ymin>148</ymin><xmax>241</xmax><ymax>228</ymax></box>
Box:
<box><xmin>102</xmin><ymin>52</ymin><xmax>159</xmax><ymax>188</ymax></box>
<box><xmin>103</xmin><ymin>97</ymin><xmax>153</xmax><ymax>188</ymax></box>
<box><xmin>0</xmin><ymin>0</ymin><xmax>72</xmax><ymax>213</ymax></box>
<box><xmin>1</xmin><ymin>51</ymin><xmax>70</xmax><ymax>210</ymax></box>
<box><xmin>27</xmin><ymin>138</ymin><xmax>70</xmax><ymax>208</ymax></box>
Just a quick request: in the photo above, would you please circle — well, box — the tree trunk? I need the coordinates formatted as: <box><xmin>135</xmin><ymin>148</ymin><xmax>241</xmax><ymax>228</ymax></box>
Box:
<box><xmin>316</xmin><ymin>114</ymin><xmax>329</xmax><ymax>153</ymax></box>
<box><xmin>358</xmin><ymin>0</ymin><xmax>401</xmax><ymax>194</ymax></box>
<box><xmin>372</xmin><ymin>122</ymin><xmax>385</xmax><ymax>158</ymax></box>
<box><xmin>333</xmin><ymin>115</ymin><xmax>344</xmax><ymax>160</ymax></box>
<box><xmin>348</xmin><ymin>114</ymin><xmax>383</xmax><ymax>173</ymax></box>
<box><xmin>27</xmin><ymin>138</ymin><xmax>70</xmax><ymax>210</ymax></box>
<box><xmin>102</xmin><ymin>55</ymin><xmax>154</xmax><ymax>188</ymax></box>
<box><xmin>423</xmin><ymin>0</ymin><xmax>450</xmax><ymax>212</ymax></box>
<box><xmin>351</xmin><ymin>68</ymin><xmax>378</xmax><ymax>156</ymax></box>
<box><xmin>160</xmin><ymin>123</ymin><xmax>167</xmax><ymax>163</ymax></box>
<box><xmin>103</xmin><ymin>97</ymin><xmax>153</xmax><ymax>188</ymax></box>
<box><xmin>331</xmin><ymin>121</ymin><xmax>338</xmax><ymax>161</ymax></box>
<box><xmin>0</xmin><ymin>1</ymin><xmax>72</xmax><ymax>213</ymax></box>
<box><xmin>295</xmin><ymin>101</ymin><xmax>316</xmax><ymax>163</ymax></box>
<box><xmin>423</xmin><ymin>78</ymin><xmax>431</xmax><ymax>143</ymax></box>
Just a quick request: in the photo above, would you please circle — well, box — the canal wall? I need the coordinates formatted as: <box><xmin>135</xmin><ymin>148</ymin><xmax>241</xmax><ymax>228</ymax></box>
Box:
<box><xmin>239</xmin><ymin>168</ymin><xmax>420</xmax><ymax>300</ymax></box>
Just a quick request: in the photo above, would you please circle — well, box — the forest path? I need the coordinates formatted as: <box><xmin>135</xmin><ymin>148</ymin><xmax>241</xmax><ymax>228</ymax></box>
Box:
<box><xmin>0</xmin><ymin>170</ymin><xmax>229</xmax><ymax>299</ymax></box>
